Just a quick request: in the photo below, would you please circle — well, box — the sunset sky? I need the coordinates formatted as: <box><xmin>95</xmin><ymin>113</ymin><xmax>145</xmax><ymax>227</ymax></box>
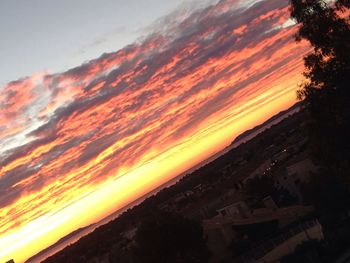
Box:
<box><xmin>0</xmin><ymin>0</ymin><xmax>310</xmax><ymax>262</ymax></box>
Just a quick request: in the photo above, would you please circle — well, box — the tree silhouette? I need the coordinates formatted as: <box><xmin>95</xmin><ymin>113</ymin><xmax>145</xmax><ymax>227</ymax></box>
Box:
<box><xmin>280</xmin><ymin>240</ymin><xmax>325</xmax><ymax>263</ymax></box>
<box><xmin>301</xmin><ymin>170</ymin><xmax>350</xmax><ymax>224</ymax></box>
<box><xmin>244</xmin><ymin>175</ymin><xmax>297</xmax><ymax>207</ymax></box>
<box><xmin>132</xmin><ymin>211</ymin><xmax>210</xmax><ymax>263</ymax></box>
<box><xmin>244</xmin><ymin>176</ymin><xmax>276</xmax><ymax>200</ymax></box>
<box><xmin>290</xmin><ymin>0</ymin><xmax>350</xmax><ymax>175</ymax></box>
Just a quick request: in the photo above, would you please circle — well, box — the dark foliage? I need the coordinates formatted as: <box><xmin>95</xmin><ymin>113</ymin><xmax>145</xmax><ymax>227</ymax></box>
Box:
<box><xmin>280</xmin><ymin>220</ymin><xmax>350</xmax><ymax>263</ymax></box>
<box><xmin>290</xmin><ymin>0</ymin><xmax>350</xmax><ymax>177</ymax></box>
<box><xmin>280</xmin><ymin>240</ymin><xmax>325</xmax><ymax>263</ymax></box>
<box><xmin>229</xmin><ymin>237</ymin><xmax>252</xmax><ymax>258</ymax></box>
<box><xmin>132</xmin><ymin>211</ymin><xmax>210</xmax><ymax>263</ymax></box>
<box><xmin>244</xmin><ymin>176</ymin><xmax>276</xmax><ymax>199</ymax></box>
<box><xmin>244</xmin><ymin>175</ymin><xmax>298</xmax><ymax>207</ymax></box>
<box><xmin>301</xmin><ymin>170</ymin><xmax>350</xmax><ymax>224</ymax></box>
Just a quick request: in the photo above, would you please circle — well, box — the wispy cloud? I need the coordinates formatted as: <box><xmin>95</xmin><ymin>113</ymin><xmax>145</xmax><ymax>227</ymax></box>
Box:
<box><xmin>0</xmin><ymin>0</ymin><xmax>310</xmax><ymax>261</ymax></box>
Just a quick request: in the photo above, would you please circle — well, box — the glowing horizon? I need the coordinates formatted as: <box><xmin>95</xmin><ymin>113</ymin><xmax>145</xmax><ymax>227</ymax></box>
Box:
<box><xmin>0</xmin><ymin>0</ymin><xmax>310</xmax><ymax>262</ymax></box>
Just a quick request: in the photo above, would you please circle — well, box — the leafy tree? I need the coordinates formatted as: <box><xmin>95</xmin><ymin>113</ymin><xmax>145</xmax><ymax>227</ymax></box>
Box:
<box><xmin>132</xmin><ymin>211</ymin><xmax>210</xmax><ymax>263</ymax></box>
<box><xmin>301</xmin><ymin>170</ymin><xmax>350</xmax><ymax>224</ymax></box>
<box><xmin>244</xmin><ymin>176</ymin><xmax>276</xmax><ymax>200</ymax></box>
<box><xmin>244</xmin><ymin>175</ymin><xmax>298</xmax><ymax>207</ymax></box>
<box><xmin>280</xmin><ymin>240</ymin><xmax>325</xmax><ymax>263</ymax></box>
<box><xmin>228</xmin><ymin>237</ymin><xmax>252</xmax><ymax>258</ymax></box>
<box><xmin>290</xmin><ymin>0</ymin><xmax>350</xmax><ymax>175</ymax></box>
<box><xmin>276</xmin><ymin>187</ymin><xmax>298</xmax><ymax>207</ymax></box>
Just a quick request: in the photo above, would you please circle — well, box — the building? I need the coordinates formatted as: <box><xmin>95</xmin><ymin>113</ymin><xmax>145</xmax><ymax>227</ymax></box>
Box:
<box><xmin>275</xmin><ymin>158</ymin><xmax>318</xmax><ymax>202</ymax></box>
<box><xmin>217</xmin><ymin>200</ymin><xmax>250</xmax><ymax>218</ymax></box>
<box><xmin>203</xmin><ymin>204</ymin><xmax>315</xmax><ymax>262</ymax></box>
<box><xmin>235</xmin><ymin>220</ymin><xmax>323</xmax><ymax>263</ymax></box>
<box><xmin>250</xmin><ymin>160</ymin><xmax>272</xmax><ymax>177</ymax></box>
<box><xmin>272</xmin><ymin>149</ymin><xmax>289</xmax><ymax>163</ymax></box>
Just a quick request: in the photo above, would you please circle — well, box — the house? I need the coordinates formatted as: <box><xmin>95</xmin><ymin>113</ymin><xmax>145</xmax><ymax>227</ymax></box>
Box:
<box><xmin>233</xmin><ymin>180</ymin><xmax>245</xmax><ymax>190</ymax></box>
<box><xmin>250</xmin><ymin>160</ymin><xmax>272</xmax><ymax>177</ymax></box>
<box><xmin>286</xmin><ymin>158</ymin><xmax>317</xmax><ymax>178</ymax></box>
<box><xmin>122</xmin><ymin>227</ymin><xmax>137</xmax><ymax>240</ymax></box>
<box><xmin>87</xmin><ymin>253</ymin><xmax>110</xmax><ymax>263</ymax></box>
<box><xmin>234</xmin><ymin>157</ymin><xmax>248</xmax><ymax>166</ymax></box>
<box><xmin>204</xmin><ymin>203</ymin><xmax>315</xmax><ymax>263</ymax></box>
<box><xmin>222</xmin><ymin>164</ymin><xmax>234</xmax><ymax>177</ymax></box>
<box><xmin>197</xmin><ymin>198</ymin><xmax>225</xmax><ymax>219</ymax></box>
<box><xmin>217</xmin><ymin>200</ymin><xmax>250</xmax><ymax>218</ymax></box>
<box><xmin>275</xmin><ymin>158</ymin><xmax>318</xmax><ymax>202</ymax></box>
<box><xmin>184</xmin><ymin>190</ymin><xmax>194</xmax><ymax>197</ymax></box>
<box><xmin>235</xmin><ymin>220</ymin><xmax>324</xmax><ymax>263</ymax></box>
<box><xmin>262</xmin><ymin>196</ymin><xmax>278</xmax><ymax>210</ymax></box>
<box><xmin>272</xmin><ymin>149</ymin><xmax>289</xmax><ymax>163</ymax></box>
<box><xmin>172</xmin><ymin>192</ymin><xmax>186</xmax><ymax>203</ymax></box>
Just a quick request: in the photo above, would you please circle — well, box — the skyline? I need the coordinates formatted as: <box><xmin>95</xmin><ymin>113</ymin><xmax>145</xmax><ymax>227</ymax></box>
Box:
<box><xmin>0</xmin><ymin>0</ymin><xmax>311</xmax><ymax>262</ymax></box>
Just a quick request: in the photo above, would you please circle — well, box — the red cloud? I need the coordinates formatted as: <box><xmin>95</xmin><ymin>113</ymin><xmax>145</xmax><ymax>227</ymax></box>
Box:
<box><xmin>0</xmin><ymin>1</ymin><xmax>310</xmax><ymax>261</ymax></box>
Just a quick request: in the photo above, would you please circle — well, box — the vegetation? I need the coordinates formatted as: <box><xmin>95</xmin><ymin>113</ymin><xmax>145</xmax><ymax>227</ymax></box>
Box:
<box><xmin>132</xmin><ymin>211</ymin><xmax>210</xmax><ymax>263</ymax></box>
<box><xmin>278</xmin><ymin>1</ymin><xmax>350</xmax><ymax>261</ymax></box>
<box><xmin>244</xmin><ymin>175</ymin><xmax>298</xmax><ymax>207</ymax></box>
<box><xmin>301</xmin><ymin>170</ymin><xmax>350</xmax><ymax>223</ymax></box>
<box><xmin>244</xmin><ymin>176</ymin><xmax>276</xmax><ymax>199</ymax></box>
<box><xmin>280</xmin><ymin>240</ymin><xmax>325</xmax><ymax>263</ymax></box>
<box><xmin>291</xmin><ymin>0</ymin><xmax>350</xmax><ymax>176</ymax></box>
<box><xmin>228</xmin><ymin>237</ymin><xmax>252</xmax><ymax>258</ymax></box>
<box><xmin>280</xmin><ymin>220</ymin><xmax>350</xmax><ymax>263</ymax></box>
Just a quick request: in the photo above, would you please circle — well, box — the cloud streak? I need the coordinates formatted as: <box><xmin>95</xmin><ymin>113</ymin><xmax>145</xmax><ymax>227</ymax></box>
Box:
<box><xmin>0</xmin><ymin>0</ymin><xmax>310</xmax><ymax>261</ymax></box>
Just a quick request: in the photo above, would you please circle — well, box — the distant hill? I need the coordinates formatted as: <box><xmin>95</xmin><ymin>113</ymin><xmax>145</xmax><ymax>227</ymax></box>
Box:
<box><xmin>231</xmin><ymin>101</ymin><xmax>301</xmax><ymax>145</ymax></box>
<box><xmin>25</xmin><ymin>224</ymin><xmax>94</xmax><ymax>263</ymax></box>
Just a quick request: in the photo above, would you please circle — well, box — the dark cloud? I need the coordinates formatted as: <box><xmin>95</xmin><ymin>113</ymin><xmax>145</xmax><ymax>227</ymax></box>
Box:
<box><xmin>0</xmin><ymin>0</ymin><xmax>311</xmax><ymax>244</ymax></box>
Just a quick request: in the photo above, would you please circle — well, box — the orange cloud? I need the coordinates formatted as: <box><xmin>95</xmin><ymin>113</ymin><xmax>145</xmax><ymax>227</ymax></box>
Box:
<box><xmin>0</xmin><ymin>0</ymin><xmax>310</xmax><ymax>262</ymax></box>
